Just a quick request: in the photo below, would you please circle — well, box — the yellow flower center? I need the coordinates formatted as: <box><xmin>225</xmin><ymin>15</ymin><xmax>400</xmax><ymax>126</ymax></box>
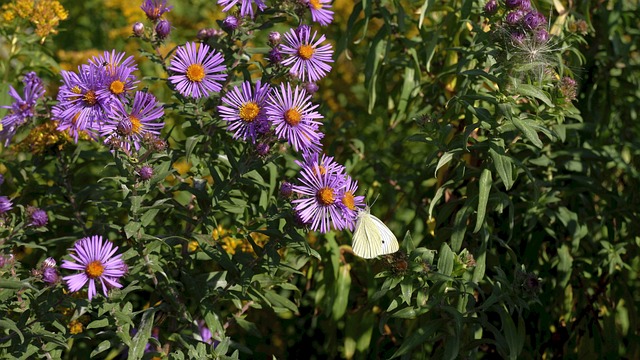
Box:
<box><xmin>129</xmin><ymin>115</ymin><xmax>142</xmax><ymax>134</ymax></box>
<box><xmin>83</xmin><ymin>90</ymin><xmax>97</xmax><ymax>106</ymax></box>
<box><xmin>85</xmin><ymin>260</ymin><xmax>105</xmax><ymax>278</ymax></box>
<box><xmin>109</xmin><ymin>80</ymin><xmax>125</xmax><ymax>95</ymax></box>
<box><xmin>239</xmin><ymin>102</ymin><xmax>260</xmax><ymax>122</ymax></box>
<box><xmin>298</xmin><ymin>44</ymin><xmax>315</xmax><ymax>60</ymax></box>
<box><xmin>309</xmin><ymin>0</ymin><xmax>322</xmax><ymax>10</ymax></box>
<box><xmin>312</xmin><ymin>165</ymin><xmax>327</xmax><ymax>176</ymax></box>
<box><xmin>186</xmin><ymin>64</ymin><xmax>205</xmax><ymax>82</ymax></box>
<box><xmin>342</xmin><ymin>192</ymin><xmax>356</xmax><ymax>210</ymax></box>
<box><xmin>317</xmin><ymin>187</ymin><xmax>335</xmax><ymax>205</ymax></box>
<box><xmin>71</xmin><ymin>86</ymin><xmax>82</xmax><ymax>94</ymax></box>
<box><xmin>284</xmin><ymin>108</ymin><xmax>302</xmax><ymax>126</ymax></box>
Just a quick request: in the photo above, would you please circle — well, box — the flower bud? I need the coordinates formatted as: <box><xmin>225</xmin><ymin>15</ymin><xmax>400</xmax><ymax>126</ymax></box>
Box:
<box><xmin>222</xmin><ymin>16</ymin><xmax>239</xmax><ymax>31</ymax></box>
<box><xmin>483</xmin><ymin>0</ymin><xmax>497</xmax><ymax>15</ymax></box>
<box><xmin>133</xmin><ymin>22</ymin><xmax>145</xmax><ymax>37</ymax></box>
<box><xmin>138</xmin><ymin>166</ymin><xmax>154</xmax><ymax>181</ymax></box>
<box><xmin>268</xmin><ymin>31</ymin><xmax>281</xmax><ymax>45</ymax></box>
<box><xmin>304</xmin><ymin>82</ymin><xmax>319</xmax><ymax>94</ymax></box>
<box><xmin>155</xmin><ymin>19</ymin><xmax>171</xmax><ymax>39</ymax></box>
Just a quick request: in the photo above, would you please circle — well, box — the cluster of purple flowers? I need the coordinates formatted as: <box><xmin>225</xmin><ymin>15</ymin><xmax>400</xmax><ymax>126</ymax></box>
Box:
<box><xmin>52</xmin><ymin>50</ymin><xmax>165</xmax><ymax>152</ymax></box>
<box><xmin>139</xmin><ymin>0</ymin><xmax>173</xmax><ymax>39</ymax></box>
<box><xmin>291</xmin><ymin>152</ymin><xmax>365</xmax><ymax>233</ymax></box>
<box><xmin>216</xmin><ymin>0</ymin><xmax>333</xmax><ymax>26</ymax></box>
<box><xmin>484</xmin><ymin>0</ymin><xmax>550</xmax><ymax>45</ymax></box>
<box><xmin>0</xmin><ymin>72</ymin><xmax>46</xmax><ymax>146</ymax></box>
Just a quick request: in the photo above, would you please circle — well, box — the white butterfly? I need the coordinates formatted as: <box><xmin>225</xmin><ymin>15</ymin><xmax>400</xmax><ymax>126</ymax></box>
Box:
<box><xmin>351</xmin><ymin>206</ymin><xmax>399</xmax><ymax>259</ymax></box>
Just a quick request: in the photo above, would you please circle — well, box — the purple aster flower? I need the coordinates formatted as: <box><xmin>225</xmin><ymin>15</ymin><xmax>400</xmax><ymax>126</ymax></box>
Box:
<box><xmin>60</xmin><ymin>235</ymin><xmax>126</xmax><ymax>301</ymax></box>
<box><xmin>266</xmin><ymin>83</ymin><xmax>324</xmax><ymax>153</ymax></box>
<box><xmin>295</xmin><ymin>151</ymin><xmax>346</xmax><ymax>177</ymax></box>
<box><xmin>168</xmin><ymin>42</ymin><xmax>227</xmax><ymax>99</ymax></box>
<box><xmin>43</xmin><ymin>267</ymin><xmax>60</xmax><ymax>284</ymax></box>
<box><xmin>484</xmin><ymin>0</ymin><xmax>497</xmax><ymax>15</ymax></box>
<box><xmin>90</xmin><ymin>50</ymin><xmax>139</xmax><ymax>103</ymax></box>
<box><xmin>281</xmin><ymin>27</ymin><xmax>334</xmax><ymax>83</ymax></box>
<box><xmin>140</xmin><ymin>0</ymin><xmax>173</xmax><ymax>21</ymax></box>
<box><xmin>338</xmin><ymin>176</ymin><xmax>366</xmax><ymax>231</ymax></box>
<box><xmin>505</xmin><ymin>0</ymin><xmax>524</xmax><ymax>9</ymax></box>
<box><xmin>27</xmin><ymin>206</ymin><xmax>48</xmax><ymax>227</ymax></box>
<box><xmin>505</xmin><ymin>10</ymin><xmax>525</xmax><ymax>25</ymax></box>
<box><xmin>101</xmin><ymin>91</ymin><xmax>165</xmax><ymax>151</ymax></box>
<box><xmin>523</xmin><ymin>11</ymin><xmax>547</xmax><ymax>30</ymax></box>
<box><xmin>54</xmin><ymin>64</ymin><xmax>111</xmax><ymax>141</ymax></box>
<box><xmin>0</xmin><ymin>196</ymin><xmax>12</xmax><ymax>214</ymax></box>
<box><xmin>510</xmin><ymin>31</ymin><xmax>526</xmax><ymax>44</ymax></box>
<box><xmin>43</xmin><ymin>257</ymin><xmax>57</xmax><ymax>268</ymax></box>
<box><xmin>218</xmin><ymin>80</ymin><xmax>271</xmax><ymax>143</ymax></box>
<box><xmin>292</xmin><ymin>160</ymin><xmax>347</xmax><ymax>233</ymax></box>
<box><xmin>217</xmin><ymin>0</ymin><xmax>266</xmax><ymax>18</ymax></box>
<box><xmin>155</xmin><ymin>19</ymin><xmax>171</xmax><ymax>39</ymax></box>
<box><xmin>534</xmin><ymin>29</ymin><xmax>550</xmax><ymax>43</ymax></box>
<box><xmin>138</xmin><ymin>165</ymin><xmax>154</xmax><ymax>180</ymax></box>
<box><xmin>1</xmin><ymin>72</ymin><xmax>45</xmax><ymax>146</ymax></box>
<box><xmin>197</xmin><ymin>320</ymin><xmax>213</xmax><ymax>344</ymax></box>
<box><xmin>307</xmin><ymin>0</ymin><xmax>333</xmax><ymax>26</ymax></box>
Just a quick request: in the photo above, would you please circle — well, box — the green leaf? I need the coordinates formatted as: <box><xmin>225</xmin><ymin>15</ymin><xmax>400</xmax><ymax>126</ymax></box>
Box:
<box><xmin>489</xmin><ymin>145</ymin><xmax>514</xmax><ymax>190</ymax></box>
<box><xmin>128</xmin><ymin>307</ymin><xmax>157</xmax><ymax>360</ymax></box>
<box><xmin>124</xmin><ymin>221</ymin><xmax>141</xmax><ymax>239</ymax></box>
<box><xmin>0</xmin><ymin>279</ymin><xmax>34</xmax><ymax>290</ymax></box>
<box><xmin>0</xmin><ymin>319</ymin><xmax>24</xmax><ymax>343</ymax></box>
<box><xmin>517</xmin><ymin>84</ymin><xmax>554</xmax><ymax>107</ymax></box>
<box><xmin>435</xmin><ymin>151</ymin><xmax>456</xmax><ymax>177</ymax></box>
<box><xmin>91</xmin><ymin>340</ymin><xmax>113</xmax><ymax>357</ymax></box>
<box><xmin>474</xmin><ymin>169</ymin><xmax>493</xmax><ymax>233</ymax></box>
<box><xmin>390</xmin><ymin>319</ymin><xmax>445</xmax><ymax>358</ymax></box>
<box><xmin>437</xmin><ymin>243</ymin><xmax>454</xmax><ymax>276</ymax></box>
<box><xmin>331</xmin><ymin>264</ymin><xmax>352</xmax><ymax>321</ymax></box>
<box><xmin>512</xmin><ymin>117</ymin><xmax>543</xmax><ymax>148</ymax></box>
<box><xmin>86</xmin><ymin>318</ymin><xmax>110</xmax><ymax>329</ymax></box>
<box><xmin>451</xmin><ymin>204</ymin><xmax>473</xmax><ymax>252</ymax></box>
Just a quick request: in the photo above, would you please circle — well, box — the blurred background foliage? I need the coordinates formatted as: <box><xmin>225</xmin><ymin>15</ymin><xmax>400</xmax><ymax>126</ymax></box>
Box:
<box><xmin>1</xmin><ymin>0</ymin><xmax>639</xmax><ymax>359</ymax></box>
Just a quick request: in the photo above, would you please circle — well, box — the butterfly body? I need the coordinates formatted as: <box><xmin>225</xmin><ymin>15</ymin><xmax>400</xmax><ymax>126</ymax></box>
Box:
<box><xmin>352</xmin><ymin>207</ymin><xmax>399</xmax><ymax>259</ymax></box>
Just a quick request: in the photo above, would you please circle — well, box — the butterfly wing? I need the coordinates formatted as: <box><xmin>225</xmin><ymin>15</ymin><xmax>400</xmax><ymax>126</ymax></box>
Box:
<box><xmin>369</xmin><ymin>214</ymin><xmax>399</xmax><ymax>255</ymax></box>
<box><xmin>352</xmin><ymin>213</ymin><xmax>384</xmax><ymax>259</ymax></box>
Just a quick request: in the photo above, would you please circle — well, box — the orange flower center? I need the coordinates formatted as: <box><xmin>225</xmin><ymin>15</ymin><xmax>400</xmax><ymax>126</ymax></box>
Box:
<box><xmin>284</xmin><ymin>108</ymin><xmax>302</xmax><ymax>126</ymax></box>
<box><xmin>85</xmin><ymin>260</ymin><xmax>105</xmax><ymax>278</ymax></box>
<box><xmin>239</xmin><ymin>102</ymin><xmax>260</xmax><ymax>122</ymax></box>
<box><xmin>130</xmin><ymin>115</ymin><xmax>142</xmax><ymax>134</ymax></box>
<box><xmin>83</xmin><ymin>90</ymin><xmax>97</xmax><ymax>106</ymax></box>
<box><xmin>309</xmin><ymin>0</ymin><xmax>322</xmax><ymax>10</ymax></box>
<box><xmin>313</xmin><ymin>165</ymin><xmax>327</xmax><ymax>176</ymax></box>
<box><xmin>186</xmin><ymin>64</ymin><xmax>205</xmax><ymax>82</ymax></box>
<box><xmin>317</xmin><ymin>187</ymin><xmax>335</xmax><ymax>205</ymax></box>
<box><xmin>342</xmin><ymin>192</ymin><xmax>355</xmax><ymax>210</ymax></box>
<box><xmin>110</xmin><ymin>80</ymin><xmax>125</xmax><ymax>95</ymax></box>
<box><xmin>298</xmin><ymin>44</ymin><xmax>315</xmax><ymax>60</ymax></box>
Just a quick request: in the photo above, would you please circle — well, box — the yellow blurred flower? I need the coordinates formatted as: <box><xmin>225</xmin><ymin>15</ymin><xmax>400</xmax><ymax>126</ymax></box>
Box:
<box><xmin>13</xmin><ymin>121</ymin><xmax>88</xmax><ymax>155</ymax></box>
<box><xmin>68</xmin><ymin>320</ymin><xmax>83</xmax><ymax>335</ymax></box>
